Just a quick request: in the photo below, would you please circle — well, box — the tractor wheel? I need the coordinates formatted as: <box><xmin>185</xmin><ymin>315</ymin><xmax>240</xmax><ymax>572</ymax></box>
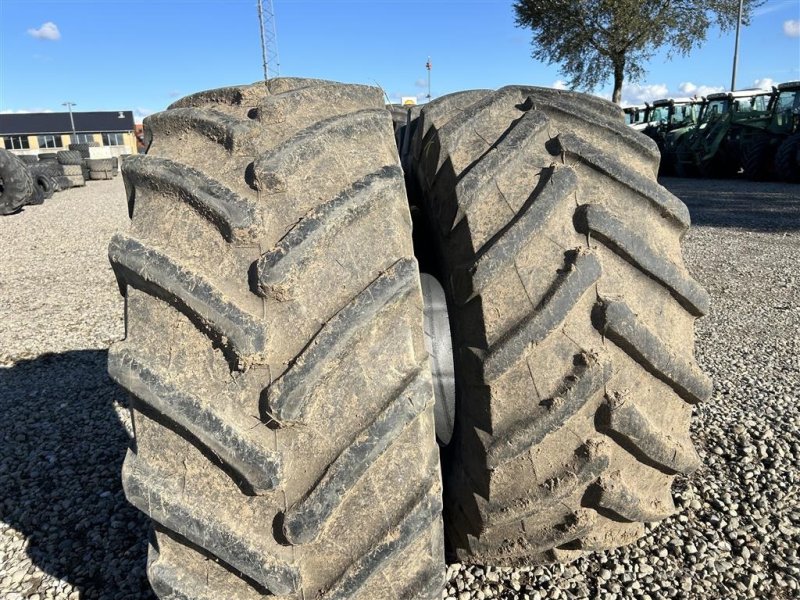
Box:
<box><xmin>698</xmin><ymin>149</ymin><xmax>737</xmax><ymax>179</ymax></box>
<box><xmin>741</xmin><ymin>136</ymin><xmax>773</xmax><ymax>181</ymax></box>
<box><xmin>0</xmin><ymin>149</ymin><xmax>34</xmax><ymax>215</ymax></box>
<box><xmin>109</xmin><ymin>79</ymin><xmax>444</xmax><ymax>600</ymax></box>
<box><xmin>410</xmin><ymin>87</ymin><xmax>710</xmax><ymax>565</ymax></box>
<box><xmin>775</xmin><ymin>132</ymin><xmax>800</xmax><ymax>182</ymax></box>
<box><xmin>657</xmin><ymin>151</ymin><xmax>675</xmax><ymax>177</ymax></box>
<box><xmin>63</xmin><ymin>164</ymin><xmax>83</xmax><ymax>177</ymax></box>
<box><xmin>89</xmin><ymin>170</ymin><xmax>113</xmax><ymax>181</ymax></box>
<box><xmin>87</xmin><ymin>158</ymin><xmax>114</xmax><ymax>171</ymax></box>
<box><xmin>69</xmin><ymin>143</ymin><xmax>93</xmax><ymax>158</ymax></box>
<box><xmin>53</xmin><ymin>175</ymin><xmax>73</xmax><ymax>191</ymax></box>
<box><xmin>28</xmin><ymin>167</ymin><xmax>57</xmax><ymax>203</ymax></box>
<box><xmin>57</xmin><ymin>150</ymin><xmax>84</xmax><ymax>165</ymax></box>
<box><xmin>674</xmin><ymin>158</ymin><xmax>699</xmax><ymax>178</ymax></box>
<box><xmin>65</xmin><ymin>174</ymin><xmax>86</xmax><ymax>188</ymax></box>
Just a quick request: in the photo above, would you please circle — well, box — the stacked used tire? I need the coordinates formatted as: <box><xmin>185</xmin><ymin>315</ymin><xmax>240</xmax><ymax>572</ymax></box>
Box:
<box><xmin>68</xmin><ymin>141</ymin><xmax>98</xmax><ymax>158</ymax></box>
<box><xmin>58</xmin><ymin>150</ymin><xmax>86</xmax><ymax>187</ymax></box>
<box><xmin>69</xmin><ymin>142</ymin><xmax>98</xmax><ymax>180</ymax></box>
<box><xmin>29</xmin><ymin>155</ymin><xmax>62</xmax><ymax>200</ymax></box>
<box><xmin>109</xmin><ymin>79</ymin><xmax>710</xmax><ymax>599</ymax></box>
<box><xmin>86</xmin><ymin>158</ymin><xmax>115</xmax><ymax>180</ymax></box>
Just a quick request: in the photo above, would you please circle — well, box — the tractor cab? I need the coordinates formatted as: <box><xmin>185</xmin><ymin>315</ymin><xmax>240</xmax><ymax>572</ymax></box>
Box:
<box><xmin>645</xmin><ymin>97</ymin><xmax>702</xmax><ymax>175</ymax></box>
<box><xmin>769</xmin><ymin>81</ymin><xmax>800</xmax><ymax>135</ymax></box>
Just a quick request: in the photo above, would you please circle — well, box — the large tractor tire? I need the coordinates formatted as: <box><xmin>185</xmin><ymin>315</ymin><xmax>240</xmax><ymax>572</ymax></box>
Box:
<box><xmin>0</xmin><ymin>149</ymin><xmax>34</xmax><ymax>214</ymax></box>
<box><xmin>775</xmin><ymin>132</ymin><xmax>800</xmax><ymax>182</ymax></box>
<box><xmin>69</xmin><ymin>143</ymin><xmax>93</xmax><ymax>158</ymax></box>
<box><xmin>109</xmin><ymin>79</ymin><xmax>444</xmax><ymax>600</ymax></box>
<box><xmin>741</xmin><ymin>136</ymin><xmax>773</xmax><ymax>181</ymax></box>
<box><xmin>57</xmin><ymin>150</ymin><xmax>84</xmax><ymax>165</ymax></box>
<box><xmin>410</xmin><ymin>87</ymin><xmax>711</xmax><ymax>565</ymax></box>
<box><xmin>27</xmin><ymin>166</ymin><xmax>57</xmax><ymax>204</ymax></box>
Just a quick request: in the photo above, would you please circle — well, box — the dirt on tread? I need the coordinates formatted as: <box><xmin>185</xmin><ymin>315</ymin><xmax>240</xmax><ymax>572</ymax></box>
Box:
<box><xmin>409</xmin><ymin>85</ymin><xmax>711</xmax><ymax>566</ymax></box>
<box><xmin>110</xmin><ymin>78</ymin><xmax>444</xmax><ymax>599</ymax></box>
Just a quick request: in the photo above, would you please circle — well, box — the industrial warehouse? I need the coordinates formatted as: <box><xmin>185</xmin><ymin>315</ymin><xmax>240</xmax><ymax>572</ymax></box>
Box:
<box><xmin>0</xmin><ymin>110</ymin><xmax>137</xmax><ymax>157</ymax></box>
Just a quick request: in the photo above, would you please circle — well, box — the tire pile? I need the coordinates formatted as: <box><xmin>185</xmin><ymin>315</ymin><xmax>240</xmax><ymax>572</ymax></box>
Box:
<box><xmin>0</xmin><ymin>142</ymin><xmax>122</xmax><ymax>216</ymax></box>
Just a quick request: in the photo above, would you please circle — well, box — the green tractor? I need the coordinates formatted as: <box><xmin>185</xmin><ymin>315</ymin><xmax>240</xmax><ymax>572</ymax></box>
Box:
<box><xmin>674</xmin><ymin>88</ymin><xmax>773</xmax><ymax>177</ymax></box>
<box><xmin>641</xmin><ymin>97</ymin><xmax>702</xmax><ymax>175</ymax></box>
<box><xmin>736</xmin><ymin>81</ymin><xmax>800</xmax><ymax>181</ymax></box>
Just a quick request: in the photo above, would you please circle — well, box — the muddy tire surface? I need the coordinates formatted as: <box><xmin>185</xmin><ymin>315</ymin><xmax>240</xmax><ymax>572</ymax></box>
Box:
<box><xmin>110</xmin><ymin>79</ymin><xmax>444</xmax><ymax>599</ymax></box>
<box><xmin>409</xmin><ymin>86</ymin><xmax>711</xmax><ymax>566</ymax></box>
<box><xmin>741</xmin><ymin>136</ymin><xmax>772</xmax><ymax>181</ymax></box>
<box><xmin>0</xmin><ymin>149</ymin><xmax>34</xmax><ymax>215</ymax></box>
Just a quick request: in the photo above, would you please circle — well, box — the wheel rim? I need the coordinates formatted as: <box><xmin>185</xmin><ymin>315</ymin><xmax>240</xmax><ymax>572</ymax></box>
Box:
<box><xmin>420</xmin><ymin>272</ymin><xmax>456</xmax><ymax>445</ymax></box>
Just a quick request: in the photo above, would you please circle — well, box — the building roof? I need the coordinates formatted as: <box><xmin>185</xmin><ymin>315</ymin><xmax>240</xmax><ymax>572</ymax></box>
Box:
<box><xmin>0</xmin><ymin>110</ymin><xmax>135</xmax><ymax>135</ymax></box>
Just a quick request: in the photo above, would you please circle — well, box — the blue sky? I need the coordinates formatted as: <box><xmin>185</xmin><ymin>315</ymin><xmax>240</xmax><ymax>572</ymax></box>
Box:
<box><xmin>1</xmin><ymin>0</ymin><xmax>798</xmax><ymax>121</ymax></box>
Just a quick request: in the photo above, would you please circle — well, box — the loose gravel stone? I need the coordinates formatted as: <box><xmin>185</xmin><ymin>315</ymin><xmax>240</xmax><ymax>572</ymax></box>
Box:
<box><xmin>0</xmin><ymin>179</ymin><xmax>153</xmax><ymax>599</ymax></box>
<box><xmin>1</xmin><ymin>176</ymin><xmax>798</xmax><ymax>599</ymax></box>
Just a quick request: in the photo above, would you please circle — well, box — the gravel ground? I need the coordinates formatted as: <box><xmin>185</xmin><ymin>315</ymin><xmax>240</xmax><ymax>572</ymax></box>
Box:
<box><xmin>0</xmin><ymin>176</ymin><xmax>798</xmax><ymax>599</ymax></box>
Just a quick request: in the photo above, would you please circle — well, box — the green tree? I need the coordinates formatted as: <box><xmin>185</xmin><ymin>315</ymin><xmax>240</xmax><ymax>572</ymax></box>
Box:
<box><xmin>513</xmin><ymin>0</ymin><xmax>764</xmax><ymax>104</ymax></box>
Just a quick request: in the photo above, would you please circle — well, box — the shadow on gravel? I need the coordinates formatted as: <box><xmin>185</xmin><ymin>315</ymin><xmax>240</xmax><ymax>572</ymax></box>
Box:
<box><xmin>0</xmin><ymin>350</ymin><xmax>154</xmax><ymax>599</ymax></box>
<box><xmin>661</xmin><ymin>177</ymin><xmax>800</xmax><ymax>232</ymax></box>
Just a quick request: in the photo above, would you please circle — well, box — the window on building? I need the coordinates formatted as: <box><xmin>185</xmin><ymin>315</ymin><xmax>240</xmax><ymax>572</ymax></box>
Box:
<box><xmin>37</xmin><ymin>134</ymin><xmax>64</xmax><ymax>148</ymax></box>
<box><xmin>70</xmin><ymin>133</ymin><xmax>96</xmax><ymax>144</ymax></box>
<box><xmin>3</xmin><ymin>136</ymin><xmax>30</xmax><ymax>150</ymax></box>
<box><xmin>102</xmin><ymin>132</ymin><xmax>126</xmax><ymax>146</ymax></box>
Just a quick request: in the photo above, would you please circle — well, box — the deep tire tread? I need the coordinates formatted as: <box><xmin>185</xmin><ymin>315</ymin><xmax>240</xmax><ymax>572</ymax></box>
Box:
<box><xmin>115</xmin><ymin>78</ymin><xmax>443</xmax><ymax>599</ymax></box>
<box><xmin>411</xmin><ymin>86</ymin><xmax>708</xmax><ymax>564</ymax></box>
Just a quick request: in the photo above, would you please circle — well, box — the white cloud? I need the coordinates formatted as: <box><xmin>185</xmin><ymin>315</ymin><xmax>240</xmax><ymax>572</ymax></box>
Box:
<box><xmin>27</xmin><ymin>22</ymin><xmax>61</xmax><ymax>41</ymax></box>
<box><xmin>754</xmin><ymin>78</ymin><xmax>775</xmax><ymax>89</ymax></box>
<box><xmin>621</xmin><ymin>83</ymin><xmax>669</xmax><ymax>105</ymax></box>
<box><xmin>0</xmin><ymin>108</ymin><xmax>54</xmax><ymax>114</ymax></box>
<box><xmin>784</xmin><ymin>19</ymin><xmax>800</xmax><ymax>37</ymax></box>
<box><xmin>679</xmin><ymin>81</ymin><xmax>725</xmax><ymax>97</ymax></box>
<box><xmin>552</xmin><ymin>80</ymin><xmax>568</xmax><ymax>90</ymax></box>
<box><xmin>414</xmin><ymin>78</ymin><xmax>427</xmax><ymax>89</ymax></box>
<box><xmin>133</xmin><ymin>108</ymin><xmax>155</xmax><ymax>123</ymax></box>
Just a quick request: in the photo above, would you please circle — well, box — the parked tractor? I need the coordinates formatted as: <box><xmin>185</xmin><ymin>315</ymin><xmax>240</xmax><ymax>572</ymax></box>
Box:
<box><xmin>673</xmin><ymin>88</ymin><xmax>773</xmax><ymax>177</ymax></box>
<box><xmin>735</xmin><ymin>81</ymin><xmax>800</xmax><ymax>181</ymax></box>
<box><xmin>641</xmin><ymin>97</ymin><xmax>702</xmax><ymax>175</ymax></box>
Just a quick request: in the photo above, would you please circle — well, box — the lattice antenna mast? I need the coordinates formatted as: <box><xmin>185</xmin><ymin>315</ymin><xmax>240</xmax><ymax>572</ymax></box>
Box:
<box><xmin>257</xmin><ymin>0</ymin><xmax>281</xmax><ymax>82</ymax></box>
<box><xmin>426</xmin><ymin>57</ymin><xmax>432</xmax><ymax>100</ymax></box>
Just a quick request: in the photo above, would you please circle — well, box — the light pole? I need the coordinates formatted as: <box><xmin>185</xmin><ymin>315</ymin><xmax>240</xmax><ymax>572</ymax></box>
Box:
<box><xmin>731</xmin><ymin>0</ymin><xmax>744</xmax><ymax>91</ymax></box>
<box><xmin>62</xmin><ymin>101</ymin><xmax>77</xmax><ymax>140</ymax></box>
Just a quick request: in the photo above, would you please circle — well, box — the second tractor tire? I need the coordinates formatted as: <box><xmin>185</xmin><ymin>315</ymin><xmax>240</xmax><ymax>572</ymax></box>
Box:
<box><xmin>775</xmin><ymin>132</ymin><xmax>800</xmax><ymax>182</ymax></box>
<box><xmin>410</xmin><ymin>86</ymin><xmax>711</xmax><ymax>565</ymax></box>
